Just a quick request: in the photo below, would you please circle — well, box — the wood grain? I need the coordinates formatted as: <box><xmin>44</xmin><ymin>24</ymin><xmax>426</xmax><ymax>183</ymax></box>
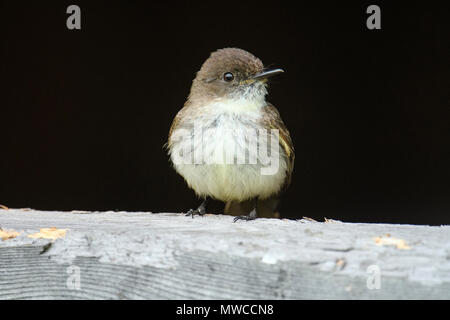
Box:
<box><xmin>1</xmin><ymin>209</ymin><xmax>449</xmax><ymax>299</ymax></box>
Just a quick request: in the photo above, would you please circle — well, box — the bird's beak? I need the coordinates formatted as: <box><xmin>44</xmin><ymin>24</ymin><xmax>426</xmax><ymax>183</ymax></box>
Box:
<box><xmin>251</xmin><ymin>68</ymin><xmax>284</xmax><ymax>81</ymax></box>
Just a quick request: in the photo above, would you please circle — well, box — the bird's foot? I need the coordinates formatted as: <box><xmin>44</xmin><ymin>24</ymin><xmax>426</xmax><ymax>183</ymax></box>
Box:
<box><xmin>185</xmin><ymin>199</ymin><xmax>208</xmax><ymax>218</ymax></box>
<box><xmin>185</xmin><ymin>208</ymin><xmax>206</xmax><ymax>218</ymax></box>
<box><xmin>233</xmin><ymin>209</ymin><xmax>257</xmax><ymax>222</ymax></box>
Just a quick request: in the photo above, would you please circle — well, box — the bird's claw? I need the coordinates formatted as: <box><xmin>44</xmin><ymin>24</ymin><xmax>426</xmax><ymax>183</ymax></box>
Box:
<box><xmin>185</xmin><ymin>208</ymin><xmax>205</xmax><ymax>218</ymax></box>
<box><xmin>233</xmin><ymin>209</ymin><xmax>257</xmax><ymax>222</ymax></box>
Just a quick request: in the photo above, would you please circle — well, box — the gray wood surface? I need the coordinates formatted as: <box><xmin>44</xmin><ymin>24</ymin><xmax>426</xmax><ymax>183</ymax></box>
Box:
<box><xmin>1</xmin><ymin>208</ymin><xmax>449</xmax><ymax>299</ymax></box>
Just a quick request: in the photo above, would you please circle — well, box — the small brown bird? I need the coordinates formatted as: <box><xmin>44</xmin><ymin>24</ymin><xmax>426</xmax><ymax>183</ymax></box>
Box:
<box><xmin>167</xmin><ymin>48</ymin><xmax>294</xmax><ymax>221</ymax></box>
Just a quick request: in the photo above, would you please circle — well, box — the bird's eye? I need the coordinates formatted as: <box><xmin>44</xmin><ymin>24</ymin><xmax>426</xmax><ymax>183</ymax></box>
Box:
<box><xmin>223</xmin><ymin>72</ymin><xmax>234</xmax><ymax>82</ymax></box>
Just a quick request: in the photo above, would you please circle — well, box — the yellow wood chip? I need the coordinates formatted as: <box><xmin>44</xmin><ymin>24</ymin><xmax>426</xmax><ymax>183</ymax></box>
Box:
<box><xmin>0</xmin><ymin>229</ymin><xmax>21</xmax><ymax>240</ymax></box>
<box><xmin>324</xmin><ymin>217</ymin><xmax>340</xmax><ymax>223</ymax></box>
<box><xmin>28</xmin><ymin>227</ymin><xmax>68</xmax><ymax>240</ymax></box>
<box><xmin>374</xmin><ymin>235</ymin><xmax>411</xmax><ymax>250</ymax></box>
<box><xmin>335</xmin><ymin>258</ymin><xmax>346</xmax><ymax>269</ymax></box>
<box><xmin>0</xmin><ymin>204</ymin><xmax>9</xmax><ymax>210</ymax></box>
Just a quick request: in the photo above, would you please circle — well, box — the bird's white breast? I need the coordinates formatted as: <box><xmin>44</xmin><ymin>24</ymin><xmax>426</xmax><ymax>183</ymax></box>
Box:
<box><xmin>169</xmin><ymin>98</ymin><xmax>288</xmax><ymax>202</ymax></box>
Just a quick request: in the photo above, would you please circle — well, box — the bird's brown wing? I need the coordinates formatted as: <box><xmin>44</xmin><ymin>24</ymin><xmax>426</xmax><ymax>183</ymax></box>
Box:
<box><xmin>261</xmin><ymin>102</ymin><xmax>295</xmax><ymax>188</ymax></box>
<box><xmin>166</xmin><ymin>115</ymin><xmax>179</xmax><ymax>150</ymax></box>
<box><xmin>166</xmin><ymin>104</ymin><xmax>188</xmax><ymax>150</ymax></box>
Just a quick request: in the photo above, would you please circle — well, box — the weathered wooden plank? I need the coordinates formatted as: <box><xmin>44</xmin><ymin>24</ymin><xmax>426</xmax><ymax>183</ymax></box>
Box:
<box><xmin>1</xmin><ymin>208</ymin><xmax>449</xmax><ymax>299</ymax></box>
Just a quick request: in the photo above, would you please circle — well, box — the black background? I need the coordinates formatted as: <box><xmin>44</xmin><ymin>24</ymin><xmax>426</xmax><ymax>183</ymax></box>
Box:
<box><xmin>1</xmin><ymin>1</ymin><xmax>449</xmax><ymax>224</ymax></box>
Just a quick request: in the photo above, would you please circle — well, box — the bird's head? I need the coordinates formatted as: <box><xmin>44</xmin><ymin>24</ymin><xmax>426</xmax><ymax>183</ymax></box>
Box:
<box><xmin>189</xmin><ymin>48</ymin><xmax>283</xmax><ymax>110</ymax></box>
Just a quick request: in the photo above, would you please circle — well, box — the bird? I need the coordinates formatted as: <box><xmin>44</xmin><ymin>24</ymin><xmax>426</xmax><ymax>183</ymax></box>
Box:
<box><xmin>166</xmin><ymin>48</ymin><xmax>294</xmax><ymax>221</ymax></box>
